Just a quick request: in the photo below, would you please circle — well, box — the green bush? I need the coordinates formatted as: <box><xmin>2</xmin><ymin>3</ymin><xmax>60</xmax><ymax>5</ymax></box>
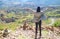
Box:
<box><xmin>53</xmin><ymin>20</ymin><xmax>60</xmax><ymax>27</ymax></box>
<box><xmin>44</xmin><ymin>18</ymin><xmax>51</xmax><ymax>24</ymax></box>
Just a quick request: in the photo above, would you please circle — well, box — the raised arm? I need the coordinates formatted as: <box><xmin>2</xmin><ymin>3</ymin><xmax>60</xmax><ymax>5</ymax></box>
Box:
<box><xmin>22</xmin><ymin>8</ymin><xmax>36</xmax><ymax>14</ymax></box>
<box><xmin>41</xmin><ymin>8</ymin><xmax>48</xmax><ymax>12</ymax></box>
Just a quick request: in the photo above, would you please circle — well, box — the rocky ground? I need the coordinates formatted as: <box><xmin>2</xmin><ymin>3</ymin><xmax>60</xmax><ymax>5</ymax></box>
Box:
<box><xmin>0</xmin><ymin>25</ymin><xmax>60</xmax><ymax>39</ymax></box>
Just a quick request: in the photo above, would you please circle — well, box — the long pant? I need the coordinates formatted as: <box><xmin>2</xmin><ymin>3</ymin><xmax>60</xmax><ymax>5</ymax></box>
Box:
<box><xmin>35</xmin><ymin>20</ymin><xmax>42</xmax><ymax>39</ymax></box>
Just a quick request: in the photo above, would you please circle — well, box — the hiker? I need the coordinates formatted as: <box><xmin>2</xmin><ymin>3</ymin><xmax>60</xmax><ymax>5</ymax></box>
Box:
<box><xmin>32</xmin><ymin>7</ymin><xmax>47</xmax><ymax>39</ymax></box>
<box><xmin>34</xmin><ymin>7</ymin><xmax>42</xmax><ymax>39</ymax></box>
<box><xmin>25</xmin><ymin>6</ymin><xmax>47</xmax><ymax>39</ymax></box>
<box><xmin>34</xmin><ymin>7</ymin><xmax>47</xmax><ymax>39</ymax></box>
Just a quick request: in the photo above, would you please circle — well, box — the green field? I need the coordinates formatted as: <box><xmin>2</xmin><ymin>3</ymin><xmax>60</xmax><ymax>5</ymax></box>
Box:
<box><xmin>0</xmin><ymin>9</ymin><xmax>60</xmax><ymax>30</ymax></box>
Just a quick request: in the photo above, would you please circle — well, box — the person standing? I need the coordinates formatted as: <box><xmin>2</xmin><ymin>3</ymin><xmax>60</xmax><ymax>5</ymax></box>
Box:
<box><xmin>25</xmin><ymin>6</ymin><xmax>47</xmax><ymax>39</ymax></box>
<box><xmin>34</xmin><ymin>7</ymin><xmax>47</xmax><ymax>39</ymax></box>
<box><xmin>34</xmin><ymin>7</ymin><xmax>42</xmax><ymax>39</ymax></box>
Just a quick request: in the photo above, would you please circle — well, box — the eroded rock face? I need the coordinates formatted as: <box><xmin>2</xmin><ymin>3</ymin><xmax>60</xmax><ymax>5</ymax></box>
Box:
<box><xmin>1</xmin><ymin>18</ymin><xmax>15</xmax><ymax>23</ymax></box>
<box><xmin>0</xmin><ymin>26</ymin><xmax>60</xmax><ymax>39</ymax></box>
<box><xmin>22</xmin><ymin>22</ymin><xmax>34</xmax><ymax>31</ymax></box>
<box><xmin>2</xmin><ymin>28</ymin><xmax>9</xmax><ymax>37</ymax></box>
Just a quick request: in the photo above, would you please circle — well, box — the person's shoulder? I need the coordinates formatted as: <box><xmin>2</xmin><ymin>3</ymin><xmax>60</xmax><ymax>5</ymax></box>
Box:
<box><xmin>35</xmin><ymin>12</ymin><xmax>44</xmax><ymax>14</ymax></box>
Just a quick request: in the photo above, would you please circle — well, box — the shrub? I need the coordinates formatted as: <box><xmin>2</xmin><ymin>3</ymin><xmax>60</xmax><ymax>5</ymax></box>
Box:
<box><xmin>53</xmin><ymin>20</ymin><xmax>60</xmax><ymax>27</ymax></box>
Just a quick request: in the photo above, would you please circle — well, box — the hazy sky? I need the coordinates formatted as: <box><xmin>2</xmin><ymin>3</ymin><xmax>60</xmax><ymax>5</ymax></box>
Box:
<box><xmin>0</xmin><ymin>0</ymin><xmax>60</xmax><ymax>6</ymax></box>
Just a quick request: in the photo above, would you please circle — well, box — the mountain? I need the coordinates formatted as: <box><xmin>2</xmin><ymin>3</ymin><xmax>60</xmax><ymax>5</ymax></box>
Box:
<box><xmin>0</xmin><ymin>0</ymin><xmax>60</xmax><ymax>7</ymax></box>
<box><xmin>29</xmin><ymin>0</ymin><xmax>60</xmax><ymax>6</ymax></box>
<box><xmin>0</xmin><ymin>0</ymin><xmax>60</xmax><ymax>13</ymax></box>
